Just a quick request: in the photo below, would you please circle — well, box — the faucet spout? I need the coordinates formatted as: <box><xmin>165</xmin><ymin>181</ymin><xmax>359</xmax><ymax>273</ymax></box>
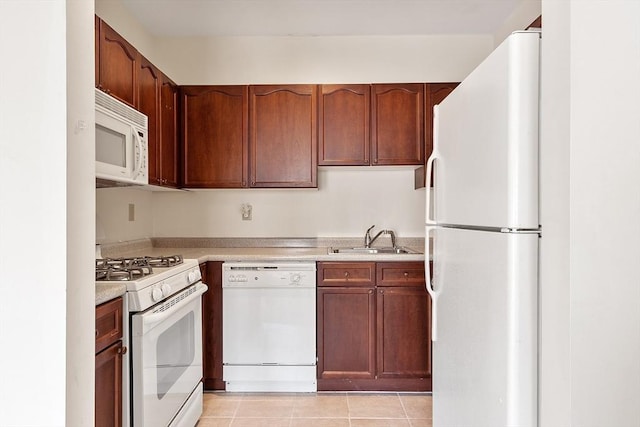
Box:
<box><xmin>365</xmin><ymin>227</ymin><xmax>397</xmax><ymax>249</ymax></box>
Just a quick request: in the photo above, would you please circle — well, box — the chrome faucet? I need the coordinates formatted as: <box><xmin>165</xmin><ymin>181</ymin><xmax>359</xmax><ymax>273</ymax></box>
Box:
<box><xmin>364</xmin><ymin>225</ymin><xmax>397</xmax><ymax>249</ymax></box>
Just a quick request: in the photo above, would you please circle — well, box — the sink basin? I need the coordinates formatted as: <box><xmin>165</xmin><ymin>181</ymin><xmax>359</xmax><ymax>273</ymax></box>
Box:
<box><xmin>328</xmin><ymin>246</ymin><xmax>421</xmax><ymax>255</ymax></box>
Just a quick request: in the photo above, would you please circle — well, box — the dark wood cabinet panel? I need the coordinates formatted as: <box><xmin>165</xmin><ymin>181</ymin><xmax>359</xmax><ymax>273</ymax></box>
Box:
<box><xmin>159</xmin><ymin>74</ymin><xmax>179</xmax><ymax>187</ymax></box>
<box><xmin>376</xmin><ymin>262</ymin><xmax>427</xmax><ymax>287</ymax></box>
<box><xmin>95</xmin><ymin>297</ymin><xmax>123</xmax><ymax>427</ymax></box>
<box><xmin>249</xmin><ymin>85</ymin><xmax>317</xmax><ymax>187</ymax></box>
<box><xmin>202</xmin><ymin>261</ymin><xmax>225</xmax><ymax>390</ymax></box>
<box><xmin>317</xmin><ymin>287</ymin><xmax>376</xmax><ymax>380</ymax></box>
<box><xmin>96</xmin><ymin>19</ymin><xmax>139</xmax><ymax>108</ymax></box>
<box><xmin>376</xmin><ymin>287</ymin><xmax>431</xmax><ymax>379</ymax></box>
<box><xmin>95</xmin><ymin>341</ymin><xmax>123</xmax><ymax>427</ymax></box>
<box><xmin>317</xmin><ymin>262</ymin><xmax>376</xmax><ymax>287</ymax></box>
<box><xmin>318</xmin><ymin>84</ymin><xmax>370</xmax><ymax>165</ymax></box>
<box><xmin>138</xmin><ymin>56</ymin><xmax>161</xmax><ymax>185</ymax></box>
<box><xmin>371</xmin><ymin>84</ymin><xmax>424</xmax><ymax>165</ymax></box>
<box><xmin>181</xmin><ymin>86</ymin><xmax>249</xmax><ymax>188</ymax></box>
<box><xmin>317</xmin><ymin>261</ymin><xmax>431</xmax><ymax>391</ymax></box>
<box><xmin>95</xmin><ymin>297</ymin><xmax>123</xmax><ymax>354</ymax></box>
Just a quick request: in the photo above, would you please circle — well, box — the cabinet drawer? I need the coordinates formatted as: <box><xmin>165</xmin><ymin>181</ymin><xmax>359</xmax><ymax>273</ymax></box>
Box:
<box><xmin>317</xmin><ymin>262</ymin><xmax>375</xmax><ymax>287</ymax></box>
<box><xmin>96</xmin><ymin>297</ymin><xmax>123</xmax><ymax>353</ymax></box>
<box><xmin>376</xmin><ymin>262</ymin><xmax>426</xmax><ymax>287</ymax></box>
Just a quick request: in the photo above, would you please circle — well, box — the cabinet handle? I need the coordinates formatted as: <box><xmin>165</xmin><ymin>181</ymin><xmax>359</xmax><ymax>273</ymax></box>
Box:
<box><xmin>344</xmin><ymin>271</ymin><xmax>349</xmax><ymax>278</ymax></box>
<box><xmin>95</xmin><ymin>329</ymin><xmax>98</xmax><ymax>337</ymax></box>
<box><xmin>368</xmin><ymin>289</ymin><xmax>373</xmax><ymax>294</ymax></box>
<box><xmin>117</xmin><ymin>346</ymin><xmax>127</xmax><ymax>355</ymax></box>
<box><xmin>404</xmin><ymin>272</ymin><xmax>409</xmax><ymax>278</ymax></box>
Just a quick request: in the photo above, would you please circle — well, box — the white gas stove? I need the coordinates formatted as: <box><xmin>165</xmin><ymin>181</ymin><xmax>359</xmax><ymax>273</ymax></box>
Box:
<box><xmin>95</xmin><ymin>254</ymin><xmax>206</xmax><ymax>427</ymax></box>
<box><xmin>95</xmin><ymin>255</ymin><xmax>202</xmax><ymax>311</ymax></box>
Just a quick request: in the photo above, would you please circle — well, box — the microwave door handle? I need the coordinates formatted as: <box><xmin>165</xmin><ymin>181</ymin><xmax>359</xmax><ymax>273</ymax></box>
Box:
<box><xmin>132</xmin><ymin>128</ymin><xmax>143</xmax><ymax>179</ymax></box>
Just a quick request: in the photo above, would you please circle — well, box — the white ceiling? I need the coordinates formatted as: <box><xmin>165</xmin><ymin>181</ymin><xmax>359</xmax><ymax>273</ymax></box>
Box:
<box><xmin>120</xmin><ymin>0</ymin><xmax>533</xmax><ymax>37</ymax></box>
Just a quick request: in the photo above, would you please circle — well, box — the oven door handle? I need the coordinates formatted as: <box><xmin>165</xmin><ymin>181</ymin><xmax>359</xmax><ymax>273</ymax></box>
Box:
<box><xmin>140</xmin><ymin>283</ymin><xmax>208</xmax><ymax>331</ymax></box>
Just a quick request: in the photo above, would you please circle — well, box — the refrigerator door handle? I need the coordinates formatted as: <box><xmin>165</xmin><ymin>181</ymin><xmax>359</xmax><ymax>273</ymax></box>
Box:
<box><xmin>425</xmin><ymin>105</ymin><xmax>440</xmax><ymax>225</ymax></box>
<box><xmin>425</xmin><ymin>225</ymin><xmax>441</xmax><ymax>341</ymax></box>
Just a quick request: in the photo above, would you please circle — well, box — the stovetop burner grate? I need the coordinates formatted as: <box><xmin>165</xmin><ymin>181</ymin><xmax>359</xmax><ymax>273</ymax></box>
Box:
<box><xmin>95</xmin><ymin>255</ymin><xmax>184</xmax><ymax>281</ymax></box>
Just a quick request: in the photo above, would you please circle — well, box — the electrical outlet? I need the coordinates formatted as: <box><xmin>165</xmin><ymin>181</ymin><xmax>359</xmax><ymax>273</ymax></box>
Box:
<box><xmin>128</xmin><ymin>203</ymin><xmax>135</xmax><ymax>222</ymax></box>
<box><xmin>241</xmin><ymin>203</ymin><xmax>252</xmax><ymax>221</ymax></box>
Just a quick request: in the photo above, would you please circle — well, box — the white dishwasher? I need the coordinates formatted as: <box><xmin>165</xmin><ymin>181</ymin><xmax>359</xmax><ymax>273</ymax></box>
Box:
<box><xmin>222</xmin><ymin>261</ymin><xmax>317</xmax><ymax>392</ymax></box>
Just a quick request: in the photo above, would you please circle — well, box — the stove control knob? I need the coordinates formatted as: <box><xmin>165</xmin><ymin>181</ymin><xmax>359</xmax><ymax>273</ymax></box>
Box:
<box><xmin>188</xmin><ymin>271</ymin><xmax>199</xmax><ymax>283</ymax></box>
<box><xmin>161</xmin><ymin>283</ymin><xmax>172</xmax><ymax>297</ymax></box>
<box><xmin>291</xmin><ymin>273</ymin><xmax>301</xmax><ymax>283</ymax></box>
<box><xmin>151</xmin><ymin>287</ymin><xmax>163</xmax><ymax>302</ymax></box>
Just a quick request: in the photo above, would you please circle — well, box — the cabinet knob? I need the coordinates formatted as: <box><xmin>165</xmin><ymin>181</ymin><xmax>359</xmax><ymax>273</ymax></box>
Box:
<box><xmin>404</xmin><ymin>272</ymin><xmax>409</xmax><ymax>278</ymax></box>
<box><xmin>344</xmin><ymin>271</ymin><xmax>349</xmax><ymax>278</ymax></box>
<box><xmin>95</xmin><ymin>329</ymin><xmax>98</xmax><ymax>337</ymax></box>
<box><xmin>117</xmin><ymin>346</ymin><xmax>127</xmax><ymax>355</ymax></box>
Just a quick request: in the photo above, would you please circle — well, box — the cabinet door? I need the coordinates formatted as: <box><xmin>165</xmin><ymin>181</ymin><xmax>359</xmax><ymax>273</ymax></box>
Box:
<box><xmin>318</xmin><ymin>84</ymin><xmax>370</xmax><ymax>165</ymax></box>
<box><xmin>249</xmin><ymin>85</ymin><xmax>317</xmax><ymax>187</ymax></box>
<box><xmin>202</xmin><ymin>261</ymin><xmax>225</xmax><ymax>390</ymax></box>
<box><xmin>160</xmin><ymin>74</ymin><xmax>179</xmax><ymax>187</ymax></box>
<box><xmin>317</xmin><ymin>287</ymin><xmax>376</xmax><ymax>381</ymax></box>
<box><xmin>181</xmin><ymin>86</ymin><xmax>248</xmax><ymax>188</ymax></box>
<box><xmin>95</xmin><ymin>341</ymin><xmax>123</xmax><ymax>427</ymax></box>
<box><xmin>376</xmin><ymin>287</ymin><xmax>431</xmax><ymax>380</ymax></box>
<box><xmin>138</xmin><ymin>57</ymin><xmax>161</xmax><ymax>185</ymax></box>
<box><xmin>371</xmin><ymin>84</ymin><xmax>424</xmax><ymax>165</ymax></box>
<box><xmin>97</xmin><ymin>19</ymin><xmax>138</xmax><ymax>108</ymax></box>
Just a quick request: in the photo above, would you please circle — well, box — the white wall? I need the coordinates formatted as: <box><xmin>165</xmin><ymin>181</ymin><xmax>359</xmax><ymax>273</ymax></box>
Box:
<box><xmin>152</xmin><ymin>168</ymin><xmax>424</xmax><ymax>238</ymax></box>
<box><xmin>66</xmin><ymin>0</ymin><xmax>97</xmax><ymax>425</ymax></box>
<box><xmin>539</xmin><ymin>1</ymin><xmax>571</xmax><ymax>424</ymax></box>
<box><xmin>0</xmin><ymin>1</ymin><xmax>68</xmax><ymax>426</ymax></box>
<box><xmin>568</xmin><ymin>1</ymin><xmax>640</xmax><ymax>425</ymax></box>
<box><xmin>97</xmin><ymin>187</ymin><xmax>154</xmax><ymax>243</ymax></box>
<box><xmin>540</xmin><ymin>1</ymin><xmax>640</xmax><ymax>425</ymax></box>
<box><xmin>493</xmin><ymin>0</ymin><xmax>541</xmax><ymax>46</ymax></box>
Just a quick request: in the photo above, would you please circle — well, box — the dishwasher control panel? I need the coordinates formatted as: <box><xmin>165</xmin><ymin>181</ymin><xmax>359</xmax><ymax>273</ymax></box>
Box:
<box><xmin>222</xmin><ymin>262</ymin><xmax>316</xmax><ymax>288</ymax></box>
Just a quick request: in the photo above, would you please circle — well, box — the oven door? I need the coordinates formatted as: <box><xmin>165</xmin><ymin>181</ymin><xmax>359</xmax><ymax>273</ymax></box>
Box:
<box><xmin>131</xmin><ymin>283</ymin><xmax>207</xmax><ymax>427</ymax></box>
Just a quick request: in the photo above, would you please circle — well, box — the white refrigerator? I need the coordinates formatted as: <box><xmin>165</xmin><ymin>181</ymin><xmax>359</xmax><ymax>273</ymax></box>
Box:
<box><xmin>425</xmin><ymin>31</ymin><xmax>541</xmax><ymax>427</ymax></box>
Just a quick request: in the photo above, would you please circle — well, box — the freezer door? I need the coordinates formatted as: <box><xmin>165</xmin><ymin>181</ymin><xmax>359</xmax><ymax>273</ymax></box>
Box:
<box><xmin>430</xmin><ymin>226</ymin><xmax>538</xmax><ymax>427</ymax></box>
<box><xmin>428</xmin><ymin>32</ymin><xmax>540</xmax><ymax>229</ymax></box>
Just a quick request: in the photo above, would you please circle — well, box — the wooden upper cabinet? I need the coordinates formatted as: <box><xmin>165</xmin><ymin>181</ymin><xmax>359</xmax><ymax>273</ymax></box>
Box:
<box><xmin>96</xmin><ymin>18</ymin><xmax>139</xmax><ymax>108</ymax></box>
<box><xmin>249</xmin><ymin>85</ymin><xmax>318</xmax><ymax>188</ymax></box>
<box><xmin>371</xmin><ymin>84</ymin><xmax>424</xmax><ymax>166</ymax></box>
<box><xmin>318</xmin><ymin>84</ymin><xmax>370</xmax><ymax>166</ymax></box>
<box><xmin>159</xmin><ymin>74</ymin><xmax>179</xmax><ymax>187</ymax></box>
<box><xmin>138</xmin><ymin>56</ymin><xmax>161</xmax><ymax>185</ymax></box>
<box><xmin>181</xmin><ymin>86</ymin><xmax>249</xmax><ymax>188</ymax></box>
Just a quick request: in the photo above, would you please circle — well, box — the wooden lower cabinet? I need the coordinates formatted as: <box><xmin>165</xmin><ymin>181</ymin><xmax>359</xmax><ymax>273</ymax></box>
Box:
<box><xmin>317</xmin><ymin>262</ymin><xmax>431</xmax><ymax>391</ymax></box>
<box><xmin>201</xmin><ymin>261</ymin><xmax>224</xmax><ymax>390</ymax></box>
<box><xmin>95</xmin><ymin>297</ymin><xmax>124</xmax><ymax>427</ymax></box>
<box><xmin>95</xmin><ymin>341</ymin><xmax>123</xmax><ymax>427</ymax></box>
<box><xmin>317</xmin><ymin>287</ymin><xmax>376</xmax><ymax>380</ymax></box>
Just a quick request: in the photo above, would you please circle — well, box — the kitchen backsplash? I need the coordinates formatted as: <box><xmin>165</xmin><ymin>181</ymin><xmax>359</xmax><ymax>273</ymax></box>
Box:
<box><xmin>96</xmin><ymin>168</ymin><xmax>425</xmax><ymax>243</ymax></box>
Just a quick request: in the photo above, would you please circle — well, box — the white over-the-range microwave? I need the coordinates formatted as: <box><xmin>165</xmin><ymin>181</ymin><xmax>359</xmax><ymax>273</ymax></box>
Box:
<box><xmin>95</xmin><ymin>88</ymin><xmax>148</xmax><ymax>187</ymax></box>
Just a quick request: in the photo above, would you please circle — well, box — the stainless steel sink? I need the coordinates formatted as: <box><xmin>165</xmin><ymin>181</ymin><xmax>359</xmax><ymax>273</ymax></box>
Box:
<box><xmin>328</xmin><ymin>246</ymin><xmax>421</xmax><ymax>255</ymax></box>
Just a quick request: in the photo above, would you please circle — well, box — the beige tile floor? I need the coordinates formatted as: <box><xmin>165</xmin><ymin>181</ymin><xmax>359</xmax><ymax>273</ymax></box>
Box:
<box><xmin>197</xmin><ymin>392</ymin><xmax>433</xmax><ymax>427</ymax></box>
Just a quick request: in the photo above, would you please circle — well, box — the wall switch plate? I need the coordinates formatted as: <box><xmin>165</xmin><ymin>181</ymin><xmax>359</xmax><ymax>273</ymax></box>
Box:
<box><xmin>241</xmin><ymin>203</ymin><xmax>252</xmax><ymax>221</ymax></box>
<box><xmin>128</xmin><ymin>203</ymin><xmax>135</xmax><ymax>222</ymax></box>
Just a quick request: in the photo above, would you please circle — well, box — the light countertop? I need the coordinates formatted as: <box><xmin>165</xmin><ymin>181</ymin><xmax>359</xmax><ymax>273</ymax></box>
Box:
<box><xmin>95</xmin><ymin>237</ymin><xmax>427</xmax><ymax>305</ymax></box>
